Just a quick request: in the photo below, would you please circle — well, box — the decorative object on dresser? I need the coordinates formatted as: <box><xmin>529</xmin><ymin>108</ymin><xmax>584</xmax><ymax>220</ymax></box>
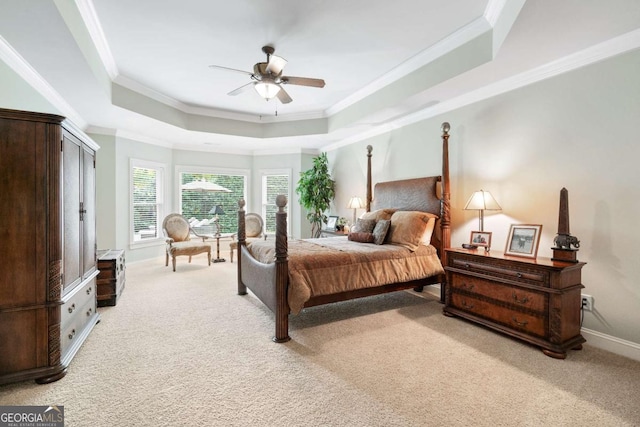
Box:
<box><xmin>325</xmin><ymin>215</ymin><xmax>338</xmax><ymax>231</ymax></box>
<box><xmin>470</xmin><ymin>231</ymin><xmax>492</xmax><ymax>249</ymax></box>
<box><xmin>444</xmin><ymin>248</ymin><xmax>586</xmax><ymax>359</ymax></box>
<box><xmin>504</xmin><ymin>224</ymin><xmax>542</xmax><ymax>259</ymax></box>
<box><xmin>552</xmin><ymin>188</ymin><xmax>581</xmax><ymax>263</ymax></box>
<box><xmin>0</xmin><ymin>108</ymin><xmax>100</xmax><ymax>385</ymax></box>
<box><xmin>97</xmin><ymin>250</ymin><xmax>126</xmax><ymax>307</ymax></box>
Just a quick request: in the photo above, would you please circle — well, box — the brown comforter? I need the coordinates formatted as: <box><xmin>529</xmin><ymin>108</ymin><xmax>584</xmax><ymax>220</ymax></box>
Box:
<box><xmin>247</xmin><ymin>237</ymin><xmax>444</xmax><ymax>314</ymax></box>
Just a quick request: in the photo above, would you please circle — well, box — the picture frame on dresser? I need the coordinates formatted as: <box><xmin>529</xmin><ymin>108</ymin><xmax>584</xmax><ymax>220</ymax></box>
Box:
<box><xmin>324</xmin><ymin>215</ymin><xmax>338</xmax><ymax>231</ymax></box>
<box><xmin>505</xmin><ymin>224</ymin><xmax>542</xmax><ymax>258</ymax></box>
<box><xmin>470</xmin><ymin>231</ymin><xmax>491</xmax><ymax>248</ymax></box>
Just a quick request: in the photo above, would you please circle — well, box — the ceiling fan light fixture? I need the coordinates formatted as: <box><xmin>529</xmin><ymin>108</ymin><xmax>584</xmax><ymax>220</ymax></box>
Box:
<box><xmin>254</xmin><ymin>81</ymin><xmax>281</xmax><ymax>100</ymax></box>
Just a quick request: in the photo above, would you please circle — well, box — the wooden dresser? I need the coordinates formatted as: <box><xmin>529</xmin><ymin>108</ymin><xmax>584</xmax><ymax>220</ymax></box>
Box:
<box><xmin>97</xmin><ymin>249</ymin><xmax>126</xmax><ymax>307</ymax></box>
<box><xmin>444</xmin><ymin>248</ymin><xmax>585</xmax><ymax>358</ymax></box>
<box><xmin>0</xmin><ymin>108</ymin><xmax>100</xmax><ymax>384</ymax></box>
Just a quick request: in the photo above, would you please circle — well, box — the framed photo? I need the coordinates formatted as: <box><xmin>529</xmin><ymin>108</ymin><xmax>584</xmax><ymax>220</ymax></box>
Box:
<box><xmin>505</xmin><ymin>224</ymin><xmax>542</xmax><ymax>258</ymax></box>
<box><xmin>324</xmin><ymin>215</ymin><xmax>338</xmax><ymax>231</ymax></box>
<box><xmin>470</xmin><ymin>231</ymin><xmax>492</xmax><ymax>248</ymax></box>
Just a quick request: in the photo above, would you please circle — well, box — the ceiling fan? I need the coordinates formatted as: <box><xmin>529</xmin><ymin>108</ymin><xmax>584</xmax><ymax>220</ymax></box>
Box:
<box><xmin>209</xmin><ymin>46</ymin><xmax>325</xmax><ymax>104</ymax></box>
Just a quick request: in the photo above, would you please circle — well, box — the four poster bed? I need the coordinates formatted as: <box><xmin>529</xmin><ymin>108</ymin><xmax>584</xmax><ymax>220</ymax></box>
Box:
<box><xmin>236</xmin><ymin>122</ymin><xmax>452</xmax><ymax>342</ymax></box>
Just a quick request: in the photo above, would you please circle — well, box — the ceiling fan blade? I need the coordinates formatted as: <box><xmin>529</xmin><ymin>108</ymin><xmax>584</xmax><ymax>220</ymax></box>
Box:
<box><xmin>265</xmin><ymin>54</ymin><xmax>287</xmax><ymax>75</ymax></box>
<box><xmin>276</xmin><ymin>86</ymin><xmax>293</xmax><ymax>104</ymax></box>
<box><xmin>227</xmin><ymin>82</ymin><xmax>255</xmax><ymax>96</ymax></box>
<box><xmin>281</xmin><ymin>76</ymin><xmax>325</xmax><ymax>88</ymax></box>
<box><xmin>209</xmin><ymin>64</ymin><xmax>254</xmax><ymax>77</ymax></box>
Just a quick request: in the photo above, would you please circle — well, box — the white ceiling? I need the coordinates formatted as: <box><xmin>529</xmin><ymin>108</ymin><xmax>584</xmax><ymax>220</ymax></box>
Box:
<box><xmin>1</xmin><ymin>0</ymin><xmax>639</xmax><ymax>154</ymax></box>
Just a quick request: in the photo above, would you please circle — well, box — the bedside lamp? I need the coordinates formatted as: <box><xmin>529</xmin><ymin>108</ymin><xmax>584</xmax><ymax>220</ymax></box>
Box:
<box><xmin>347</xmin><ymin>196</ymin><xmax>365</xmax><ymax>226</ymax></box>
<box><xmin>464</xmin><ymin>190</ymin><xmax>501</xmax><ymax>232</ymax></box>
<box><xmin>208</xmin><ymin>205</ymin><xmax>225</xmax><ymax>236</ymax></box>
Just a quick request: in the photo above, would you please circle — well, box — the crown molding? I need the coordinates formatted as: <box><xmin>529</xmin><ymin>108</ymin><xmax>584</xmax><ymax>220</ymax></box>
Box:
<box><xmin>75</xmin><ymin>0</ymin><xmax>118</xmax><ymax>79</ymax></box>
<box><xmin>0</xmin><ymin>34</ymin><xmax>87</xmax><ymax>128</ymax></box>
<box><xmin>322</xmin><ymin>28</ymin><xmax>640</xmax><ymax>152</ymax></box>
<box><xmin>326</xmin><ymin>16</ymin><xmax>492</xmax><ymax>117</ymax></box>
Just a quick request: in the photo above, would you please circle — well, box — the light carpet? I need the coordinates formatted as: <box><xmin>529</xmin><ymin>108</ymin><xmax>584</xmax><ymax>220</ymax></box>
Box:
<box><xmin>1</xmin><ymin>256</ymin><xmax>639</xmax><ymax>426</ymax></box>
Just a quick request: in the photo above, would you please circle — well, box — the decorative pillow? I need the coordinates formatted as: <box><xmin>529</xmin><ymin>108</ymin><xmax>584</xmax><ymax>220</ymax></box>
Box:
<box><xmin>372</xmin><ymin>219</ymin><xmax>390</xmax><ymax>245</ymax></box>
<box><xmin>351</xmin><ymin>218</ymin><xmax>376</xmax><ymax>233</ymax></box>
<box><xmin>386</xmin><ymin>211</ymin><xmax>438</xmax><ymax>251</ymax></box>
<box><xmin>348</xmin><ymin>232</ymin><xmax>375</xmax><ymax>243</ymax></box>
<box><xmin>361</xmin><ymin>208</ymin><xmax>396</xmax><ymax>222</ymax></box>
<box><xmin>421</xmin><ymin>217</ymin><xmax>437</xmax><ymax>246</ymax></box>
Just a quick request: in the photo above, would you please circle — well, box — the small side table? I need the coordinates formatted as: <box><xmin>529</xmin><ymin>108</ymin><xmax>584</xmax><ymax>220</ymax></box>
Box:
<box><xmin>211</xmin><ymin>233</ymin><xmax>234</xmax><ymax>263</ymax></box>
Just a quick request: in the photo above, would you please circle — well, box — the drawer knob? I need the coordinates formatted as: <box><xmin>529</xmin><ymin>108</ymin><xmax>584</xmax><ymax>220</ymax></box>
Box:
<box><xmin>516</xmin><ymin>273</ymin><xmax>523</xmax><ymax>278</ymax></box>
<box><xmin>512</xmin><ymin>317</ymin><xmax>528</xmax><ymax>327</ymax></box>
<box><xmin>68</xmin><ymin>329</ymin><xmax>76</xmax><ymax>340</ymax></box>
<box><xmin>86</xmin><ymin>308</ymin><xmax>93</xmax><ymax>316</ymax></box>
<box><xmin>68</xmin><ymin>303</ymin><xmax>76</xmax><ymax>314</ymax></box>
<box><xmin>512</xmin><ymin>292</ymin><xmax>530</xmax><ymax>304</ymax></box>
<box><xmin>461</xmin><ymin>300</ymin><xmax>475</xmax><ymax>310</ymax></box>
<box><xmin>86</xmin><ymin>287</ymin><xmax>92</xmax><ymax>295</ymax></box>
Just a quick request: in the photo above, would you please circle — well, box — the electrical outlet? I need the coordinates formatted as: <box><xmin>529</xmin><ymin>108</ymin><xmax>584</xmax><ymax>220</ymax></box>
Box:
<box><xmin>581</xmin><ymin>294</ymin><xmax>594</xmax><ymax>312</ymax></box>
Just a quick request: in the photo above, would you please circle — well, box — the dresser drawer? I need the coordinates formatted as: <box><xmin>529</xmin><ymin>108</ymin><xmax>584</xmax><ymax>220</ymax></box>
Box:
<box><xmin>449</xmin><ymin>256</ymin><xmax>549</xmax><ymax>287</ymax></box>
<box><xmin>61</xmin><ymin>278</ymin><xmax>96</xmax><ymax>328</ymax></box>
<box><xmin>451</xmin><ymin>293</ymin><xmax>546</xmax><ymax>337</ymax></box>
<box><xmin>60</xmin><ymin>298</ymin><xmax>96</xmax><ymax>356</ymax></box>
<box><xmin>449</xmin><ymin>273</ymin><xmax>546</xmax><ymax>312</ymax></box>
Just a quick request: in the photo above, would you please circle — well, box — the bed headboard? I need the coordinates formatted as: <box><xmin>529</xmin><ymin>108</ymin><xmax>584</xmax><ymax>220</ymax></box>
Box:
<box><xmin>371</xmin><ymin>176</ymin><xmax>442</xmax><ymax>216</ymax></box>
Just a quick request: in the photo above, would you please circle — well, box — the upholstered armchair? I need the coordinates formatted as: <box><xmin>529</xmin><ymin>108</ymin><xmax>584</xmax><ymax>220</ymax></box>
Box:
<box><xmin>162</xmin><ymin>214</ymin><xmax>212</xmax><ymax>271</ymax></box>
<box><xmin>229</xmin><ymin>213</ymin><xmax>266</xmax><ymax>263</ymax></box>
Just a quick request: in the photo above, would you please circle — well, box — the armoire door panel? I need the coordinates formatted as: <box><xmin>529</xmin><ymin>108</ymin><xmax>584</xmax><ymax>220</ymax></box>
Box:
<box><xmin>82</xmin><ymin>146</ymin><xmax>96</xmax><ymax>277</ymax></box>
<box><xmin>63</xmin><ymin>135</ymin><xmax>81</xmax><ymax>291</ymax></box>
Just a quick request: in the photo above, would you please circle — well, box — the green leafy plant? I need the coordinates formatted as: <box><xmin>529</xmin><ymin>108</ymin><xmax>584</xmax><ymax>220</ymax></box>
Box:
<box><xmin>296</xmin><ymin>152</ymin><xmax>335</xmax><ymax>238</ymax></box>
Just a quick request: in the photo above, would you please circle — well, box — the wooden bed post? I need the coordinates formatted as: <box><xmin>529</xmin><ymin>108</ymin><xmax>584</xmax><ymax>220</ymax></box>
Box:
<box><xmin>273</xmin><ymin>195</ymin><xmax>291</xmax><ymax>342</ymax></box>
<box><xmin>366</xmin><ymin>145</ymin><xmax>373</xmax><ymax>212</ymax></box>
<box><xmin>237</xmin><ymin>199</ymin><xmax>247</xmax><ymax>295</ymax></box>
<box><xmin>440</xmin><ymin>122</ymin><xmax>451</xmax><ymax>303</ymax></box>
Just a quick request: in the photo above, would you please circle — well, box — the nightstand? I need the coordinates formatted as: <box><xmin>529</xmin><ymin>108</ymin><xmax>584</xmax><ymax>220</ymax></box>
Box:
<box><xmin>320</xmin><ymin>229</ymin><xmax>348</xmax><ymax>238</ymax></box>
<box><xmin>444</xmin><ymin>248</ymin><xmax>586</xmax><ymax>359</ymax></box>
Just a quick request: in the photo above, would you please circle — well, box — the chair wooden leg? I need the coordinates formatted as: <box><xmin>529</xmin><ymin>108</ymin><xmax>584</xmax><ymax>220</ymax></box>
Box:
<box><xmin>172</xmin><ymin>256</ymin><xmax>176</xmax><ymax>272</ymax></box>
<box><xmin>165</xmin><ymin>252</ymin><xmax>169</xmax><ymax>266</ymax></box>
<box><xmin>207</xmin><ymin>251</ymin><xmax>211</xmax><ymax>266</ymax></box>
<box><xmin>230</xmin><ymin>248</ymin><xmax>234</xmax><ymax>263</ymax></box>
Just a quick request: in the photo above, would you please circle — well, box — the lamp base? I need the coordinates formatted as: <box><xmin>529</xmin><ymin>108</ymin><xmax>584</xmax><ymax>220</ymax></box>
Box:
<box><xmin>213</xmin><ymin>258</ymin><xmax>226</xmax><ymax>263</ymax></box>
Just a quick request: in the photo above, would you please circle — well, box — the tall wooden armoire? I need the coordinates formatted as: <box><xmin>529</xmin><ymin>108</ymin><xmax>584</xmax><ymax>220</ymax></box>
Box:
<box><xmin>0</xmin><ymin>108</ymin><xmax>100</xmax><ymax>384</ymax></box>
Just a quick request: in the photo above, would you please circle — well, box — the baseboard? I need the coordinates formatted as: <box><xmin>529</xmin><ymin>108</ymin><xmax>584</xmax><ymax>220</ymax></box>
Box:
<box><xmin>581</xmin><ymin>328</ymin><xmax>640</xmax><ymax>362</ymax></box>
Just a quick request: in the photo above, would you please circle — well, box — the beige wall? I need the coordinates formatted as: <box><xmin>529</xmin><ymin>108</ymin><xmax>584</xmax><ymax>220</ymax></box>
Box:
<box><xmin>328</xmin><ymin>49</ymin><xmax>640</xmax><ymax>347</ymax></box>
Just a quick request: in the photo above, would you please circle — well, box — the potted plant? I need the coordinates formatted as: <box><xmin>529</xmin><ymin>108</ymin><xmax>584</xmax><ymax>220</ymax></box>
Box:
<box><xmin>296</xmin><ymin>152</ymin><xmax>335</xmax><ymax>238</ymax></box>
<box><xmin>336</xmin><ymin>217</ymin><xmax>348</xmax><ymax>231</ymax></box>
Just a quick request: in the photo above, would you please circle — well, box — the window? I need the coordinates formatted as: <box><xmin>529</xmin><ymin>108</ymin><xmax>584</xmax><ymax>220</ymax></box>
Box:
<box><xmin>179</xmin><ymin>169</ymin><xmax>248</xmax><ymax>236</ymax></box>
<box><xmin>261</xmin><ymin>169</ymin><xmax>291</xmax><ymax>234</ymax></box>
<box><xmin>130</xmin><ymin>159</ymin><xmax>165</xmax><ymax>243</ymax></box>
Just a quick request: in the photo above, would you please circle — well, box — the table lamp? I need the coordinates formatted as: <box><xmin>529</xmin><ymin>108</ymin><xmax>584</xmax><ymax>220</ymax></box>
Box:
<box><xmin>209</xmin><ymin>205</ymin><xmax>225</xmax><ymax>236</ymax></box>
<box><xmin>347</xmin><ymin>196</ymin><xmax>365</xmax><ymax>226</ymax></box>
<box><xmin>464</xmin><ymin>190</ymin><xmax>501</xmax><ymax>231</ymax></box>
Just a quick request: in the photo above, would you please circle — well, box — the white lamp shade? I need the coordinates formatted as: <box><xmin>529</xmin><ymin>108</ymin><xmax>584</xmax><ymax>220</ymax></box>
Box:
<box><xmin>464</xmin><ymin>190</ymin><xmax>501</xmax><ymax>211</ymax></box>
<box><xmin>254</xmin><ymin>81</ymin><xmax>281</xmax><ymax>100</ymax></box>
<box><xmin>347</xmin><ymin>196</ymin><xmax>365</xmax><ymax>209</ymax></box>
